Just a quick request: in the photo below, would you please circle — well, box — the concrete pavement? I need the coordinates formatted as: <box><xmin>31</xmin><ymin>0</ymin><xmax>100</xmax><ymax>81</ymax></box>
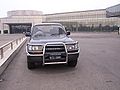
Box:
<box><xmin>0</xmin><ymin>32</ymin><xmax>120</xmax><ymax>90</ymax></box>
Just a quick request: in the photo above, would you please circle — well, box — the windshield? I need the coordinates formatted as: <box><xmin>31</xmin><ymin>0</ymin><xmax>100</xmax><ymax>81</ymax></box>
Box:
<box><xmin>31</xmin><ymin>25</ymin><xmax>66</xmax><ymax>39</ymax></box>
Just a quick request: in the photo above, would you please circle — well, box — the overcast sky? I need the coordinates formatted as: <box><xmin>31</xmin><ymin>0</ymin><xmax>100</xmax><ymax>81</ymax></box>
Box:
<box><xmin>0</xmin><ymin>0</ymin><xmax>120</xmax><ymax>17</ymax></box>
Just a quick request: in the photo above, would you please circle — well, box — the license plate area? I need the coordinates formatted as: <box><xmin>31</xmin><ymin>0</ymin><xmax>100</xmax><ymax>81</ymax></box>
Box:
<box><xmin>44</xmin><ymin>43</ymin><xmax>67</xmax><ymax>63</ymax></box>
<box><xmin>44</xmin><ymin>53</ymin><xmax>66</xmax><ymax>63</ymax></box>
<box><xmin>50</xmin><ymin>55</ymin><xmax>61</xmax><ymax>60</ymax></box>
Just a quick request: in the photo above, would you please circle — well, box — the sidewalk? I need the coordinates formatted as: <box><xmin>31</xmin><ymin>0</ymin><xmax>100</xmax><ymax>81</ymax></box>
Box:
<box><xmin>0</xmin><ymin>35</ymin><xmax>26</xmax><ymax>75</ymax></box>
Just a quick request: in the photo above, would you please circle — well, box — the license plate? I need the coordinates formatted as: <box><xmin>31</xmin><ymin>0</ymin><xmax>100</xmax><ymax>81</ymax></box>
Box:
<box><xmin>50</xmin><ymin>56</ymin><xmax>61</xmax><ymax>59</ymax></box>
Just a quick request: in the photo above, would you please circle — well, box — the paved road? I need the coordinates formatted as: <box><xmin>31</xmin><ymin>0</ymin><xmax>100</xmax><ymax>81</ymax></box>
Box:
<box><xmin>0</xmin><ymin>33</ymin><xmax>120</xmax><ymax>90</ymax></box>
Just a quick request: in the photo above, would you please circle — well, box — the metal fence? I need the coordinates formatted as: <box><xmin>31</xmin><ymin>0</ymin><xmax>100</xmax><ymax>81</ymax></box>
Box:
<box><xmin>0</xmin><ymin>36</ymin><xmax>25</xmax><ymax>59</ymax></box>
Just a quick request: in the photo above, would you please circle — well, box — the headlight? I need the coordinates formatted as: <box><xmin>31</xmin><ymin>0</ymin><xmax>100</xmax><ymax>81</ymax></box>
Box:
<box><xmin>66</xmin><ymin>42</ymin><xmax>79</xmax><ymax>51</ymax></box>
<box><xmin>28</xmin><ymin>45</ymin><xmax>43</xmax><ymax>51</ymax></box>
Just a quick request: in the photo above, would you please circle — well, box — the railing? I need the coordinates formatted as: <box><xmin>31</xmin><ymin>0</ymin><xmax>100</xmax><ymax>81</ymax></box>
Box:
<box><xmin>0</xmin><ymin>36</ymin><xmax>25</xmax><ymax>59</ymax></box>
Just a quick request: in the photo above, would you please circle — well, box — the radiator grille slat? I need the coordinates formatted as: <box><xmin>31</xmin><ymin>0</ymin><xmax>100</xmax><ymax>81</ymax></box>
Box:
<box><xmin>44</xmin><ymin>44</ymin><xmax>66</xmax><ymax>63</ymax></box>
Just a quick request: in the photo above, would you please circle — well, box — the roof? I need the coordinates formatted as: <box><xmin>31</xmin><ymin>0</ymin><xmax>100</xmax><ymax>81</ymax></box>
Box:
<box><xmin>44</xmin><ymin>9</ymin><xmax>105</xmax><ymax>16</ymax></box>
<box><xmin>34</xmin><ymin>23</ymin><xmax>63</xmax><ymax>26</ymax></box>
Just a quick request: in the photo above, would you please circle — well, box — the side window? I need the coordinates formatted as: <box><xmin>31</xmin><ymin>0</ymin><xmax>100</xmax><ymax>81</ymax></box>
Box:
<box><xmin>0</xmin><ymin>30</ymin><xmax>1</xmax><ymax>34</ymax></box>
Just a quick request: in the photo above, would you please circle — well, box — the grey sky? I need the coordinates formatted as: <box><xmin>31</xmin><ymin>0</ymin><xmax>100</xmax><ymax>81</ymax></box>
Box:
<box><xmin>0</xmin><ymin>0</ymin><xmax>120</xmax><ymax>17</ymax></box>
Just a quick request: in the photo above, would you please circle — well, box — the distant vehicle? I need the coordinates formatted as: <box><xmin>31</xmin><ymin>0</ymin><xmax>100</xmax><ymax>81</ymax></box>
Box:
<box><xmin>26</xmin><ymin>23</ymin><xmax>80</xmax><ymax>69</ymax></box>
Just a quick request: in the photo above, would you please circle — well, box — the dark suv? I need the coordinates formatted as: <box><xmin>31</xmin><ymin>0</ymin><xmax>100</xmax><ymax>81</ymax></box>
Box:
<box><xmin>26</xmin><ymin>23</ymin><xmax>80</xmax><ymax>69</ymax></box>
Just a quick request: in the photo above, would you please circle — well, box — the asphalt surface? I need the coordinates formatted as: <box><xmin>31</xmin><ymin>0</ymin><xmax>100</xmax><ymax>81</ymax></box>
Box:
<box><xmin>0</xmin><ymin>33</ymin><xmax>120</xmax><ymax>90</ymax></box>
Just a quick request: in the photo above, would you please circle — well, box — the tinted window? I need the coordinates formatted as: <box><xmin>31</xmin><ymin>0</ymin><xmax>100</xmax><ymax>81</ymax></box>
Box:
<box><xmin>31</xmin><ymin>24</ymin><xmax>66</xmax><ymax>39</ymax></box>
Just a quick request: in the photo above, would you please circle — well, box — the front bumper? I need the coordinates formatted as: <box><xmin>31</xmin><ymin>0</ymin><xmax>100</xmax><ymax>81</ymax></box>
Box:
<box><xmin>68</xmin><ymin>53</ymin><xmax>79</xmax><ymax>62</ymax></box>
<box><xmin>27</xmin><ymin>52</ymin><xmax>79</xmax><ymax>65</ymax></box>
<box><xmin>26</xmin><ymin>42</ymin><xmax>80</xmax><ymax>65</ymax></box>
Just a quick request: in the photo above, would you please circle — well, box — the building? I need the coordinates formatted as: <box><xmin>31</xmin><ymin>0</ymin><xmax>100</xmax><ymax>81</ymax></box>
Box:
<box><xmin>0</xmin><ymin>4</ymin><xmax>120</xmax><ymax>34</ymax></box>
<box><xmin>0</xmin><ymin>10</ymin><xmax>43</xmax><ymax>34</ymax></box>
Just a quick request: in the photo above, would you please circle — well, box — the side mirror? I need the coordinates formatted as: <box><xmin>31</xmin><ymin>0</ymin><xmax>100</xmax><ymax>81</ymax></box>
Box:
<box><xmin>25</xmin><ymin>32</ymin><xmax>31</xmax><ymax>37</ymax></box>
<box><xmin>67</xmin><ymin>31</ymin><xmax>70</xmax><ymax>35</ymax></box>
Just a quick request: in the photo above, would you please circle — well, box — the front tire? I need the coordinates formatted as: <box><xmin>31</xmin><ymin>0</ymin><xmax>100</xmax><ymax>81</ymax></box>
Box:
<box><xmin>27</xmin><ymin>61</ymin><xmax>35</xmax><ymax>69</ymax></box>
<box><xmin>68</xmin><ymin>59</ymin><xmax>78</xmax><ymax>67</ymax></box>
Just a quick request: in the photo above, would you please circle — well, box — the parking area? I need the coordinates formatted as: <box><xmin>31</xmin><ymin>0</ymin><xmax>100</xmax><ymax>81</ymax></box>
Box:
<box><xmin>0</xmin><ymin>32</ymin><xmax>120</xmax><ymax>90</ymax></box>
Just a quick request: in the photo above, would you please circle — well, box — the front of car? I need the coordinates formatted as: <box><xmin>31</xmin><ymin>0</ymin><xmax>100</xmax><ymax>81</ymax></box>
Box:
<box><xmin>26</xmin><ymin>23</ymin><xmax>79</xmax><ymax>69</ymax></box>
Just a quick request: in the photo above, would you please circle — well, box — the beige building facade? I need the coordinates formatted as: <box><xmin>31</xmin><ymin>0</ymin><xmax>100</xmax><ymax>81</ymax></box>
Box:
<box><xmin>0</xmin><ymin>7</ymin><xmax>120</xmax><ymax>34</ymax></box>
<box><xmin>44</xmin><ymin>9</ymin><xmax>120</xmax><ymax>29</ymax></box>
<box><xmin>0</xmin><ymin>10</ymin><xmax>43</xmax><ymax>34</ymax></box>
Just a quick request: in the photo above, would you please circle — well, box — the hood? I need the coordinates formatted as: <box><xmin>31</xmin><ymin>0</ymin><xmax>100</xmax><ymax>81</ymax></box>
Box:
<box><xmin>29</xmin><ymin>36</ymin><xmax>73</xmax><ymax>45</ymax></box>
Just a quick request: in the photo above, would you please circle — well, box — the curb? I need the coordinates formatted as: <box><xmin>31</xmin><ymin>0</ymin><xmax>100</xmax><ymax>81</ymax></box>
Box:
<box><xmin>0</xmin><ymin>38</ymin><xmax>27</xmax><ymax>76</ymax></box>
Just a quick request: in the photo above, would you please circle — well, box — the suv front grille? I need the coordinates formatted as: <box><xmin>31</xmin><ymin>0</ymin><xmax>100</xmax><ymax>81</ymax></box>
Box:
<box><xmin>44</xmin><ymin>44</ymin><xmax>66</xmax><ymax>63</ymax></box>
<box><xmin>45</xmin><ymin>45</ymin><xmax>65</xmax><ymax>52</ymax></box>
